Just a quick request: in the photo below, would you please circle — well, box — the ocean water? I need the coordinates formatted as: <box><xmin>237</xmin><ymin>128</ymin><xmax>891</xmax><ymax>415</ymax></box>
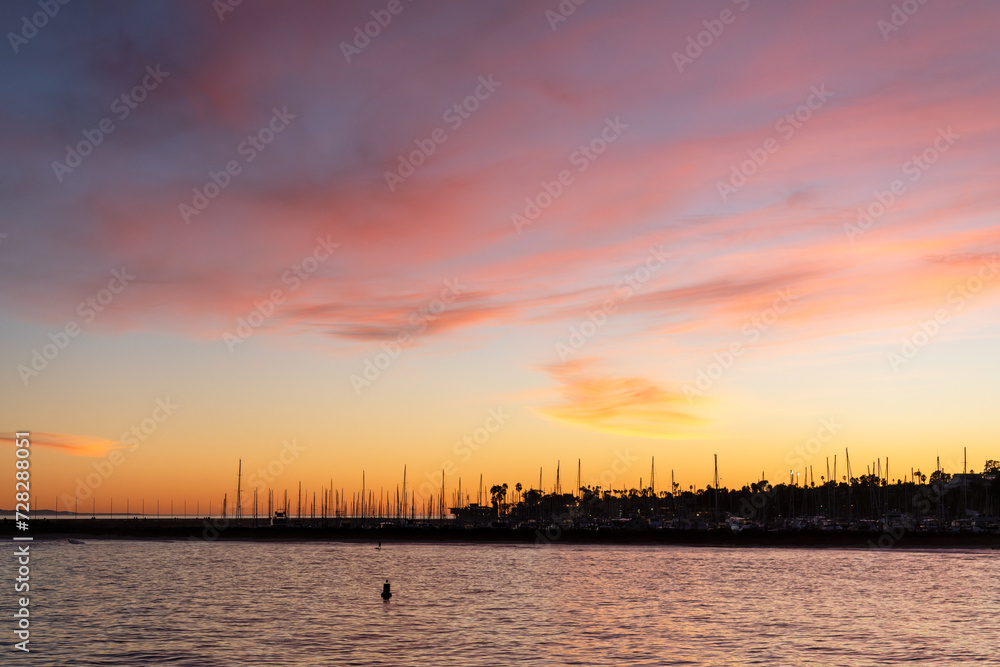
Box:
<box><xmin>6</xmin><ymin>540</ymin><xmax>998</xmax><ymax>666</ymax></box>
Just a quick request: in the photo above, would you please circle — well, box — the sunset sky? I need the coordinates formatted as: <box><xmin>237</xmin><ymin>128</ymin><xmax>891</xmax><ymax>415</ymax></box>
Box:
<box><xmin>2</xmin><ymin>0</ymin><xmax>999</xmax><ymax>514</ymax></box>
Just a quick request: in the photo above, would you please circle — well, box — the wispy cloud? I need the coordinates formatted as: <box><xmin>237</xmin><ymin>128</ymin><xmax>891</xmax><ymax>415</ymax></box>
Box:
<box><xmin>536</xmin><ymin>359</ymin><xmax>705</xmax><ymax>439</ymax></box>
<box><xmin>1</xmin><ymin>432</ymin><xmax>120</xmax><ymax>457</ymax></box>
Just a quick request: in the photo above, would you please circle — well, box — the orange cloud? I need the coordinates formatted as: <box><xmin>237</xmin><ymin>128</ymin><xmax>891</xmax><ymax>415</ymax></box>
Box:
<box><xmin>1</xmin><ymin>432</ymin><xmax>120</xmax><ymax>457</ymax></box>
<box><xmin>536</xmin><ymin>359</ymin><xmax>705</xmax><ymax>439</ymax></box>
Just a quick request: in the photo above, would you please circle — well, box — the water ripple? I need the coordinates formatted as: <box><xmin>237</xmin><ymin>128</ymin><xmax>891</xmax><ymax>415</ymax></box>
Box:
<box><xmin>4</xmin><ymin>541</ymin><xmax>998</xmax><ymax>665</ymax></box>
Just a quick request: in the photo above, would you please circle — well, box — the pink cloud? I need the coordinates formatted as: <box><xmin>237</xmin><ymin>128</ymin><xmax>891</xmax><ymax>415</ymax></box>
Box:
<box><xmin>1</xmin><ymin>0</ymin><xmax>998</xmax><ymax>369</ymax></box>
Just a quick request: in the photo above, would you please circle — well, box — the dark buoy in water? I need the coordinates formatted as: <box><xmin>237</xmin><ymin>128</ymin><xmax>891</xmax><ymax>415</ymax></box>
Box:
<box><xmin>381</xmin><ymin>579</ymin><xmax>392</xmax><ymax>601</ymax></box>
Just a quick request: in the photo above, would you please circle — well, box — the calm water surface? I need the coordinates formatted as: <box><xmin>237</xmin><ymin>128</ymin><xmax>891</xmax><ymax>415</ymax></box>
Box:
<box><xmin>6</xmin><ymin>540</ymin><xmax>998</xmax><ymax>665</ymax></box>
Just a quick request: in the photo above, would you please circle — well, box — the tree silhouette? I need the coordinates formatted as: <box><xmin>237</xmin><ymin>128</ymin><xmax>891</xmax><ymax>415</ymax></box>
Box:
<box><xmin>929</xmin><ymin>470</ymin><xmax>952</xmax><ymax>485</ymax></box>
<box><xmin>489</xmin><ymin>483</ymin><xmax>508</xmax><ymax>517</ymax></box>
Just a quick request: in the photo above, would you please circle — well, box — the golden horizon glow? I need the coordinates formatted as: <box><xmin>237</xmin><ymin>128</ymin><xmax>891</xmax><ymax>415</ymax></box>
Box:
<box><xmin>2</xmin><ymin>1</ymin><xmax>999</xmax><ymax>512</ymax></box>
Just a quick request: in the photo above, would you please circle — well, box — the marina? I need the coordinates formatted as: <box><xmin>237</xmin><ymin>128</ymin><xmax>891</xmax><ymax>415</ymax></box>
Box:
<box><xmin>7</xmin><ymin>454</ymin><xmax>998</xmax><ymax>548</ymax></box>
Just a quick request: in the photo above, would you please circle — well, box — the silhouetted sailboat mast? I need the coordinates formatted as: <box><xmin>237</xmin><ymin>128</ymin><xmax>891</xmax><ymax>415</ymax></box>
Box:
<box><xmin>845</xmin><ymin>448</ymin><xmax>853</xmax><ymax>521</ymax></box>
<box><xmin>714</xmin><ymin>454</ymin><xmax>719</xmax><ymax>524</ymax></box>
<box><xmin>235</xmin><ymin>459</ymin><xmax>242</xmax><ymax>524</ymax></box>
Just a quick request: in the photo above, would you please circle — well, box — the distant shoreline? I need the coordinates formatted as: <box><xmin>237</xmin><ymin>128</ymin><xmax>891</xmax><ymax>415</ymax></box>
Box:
<box><xmin>4</xmin><ymin>519</ymin><xmax>999</xmax><ymax>549</ymax></box>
